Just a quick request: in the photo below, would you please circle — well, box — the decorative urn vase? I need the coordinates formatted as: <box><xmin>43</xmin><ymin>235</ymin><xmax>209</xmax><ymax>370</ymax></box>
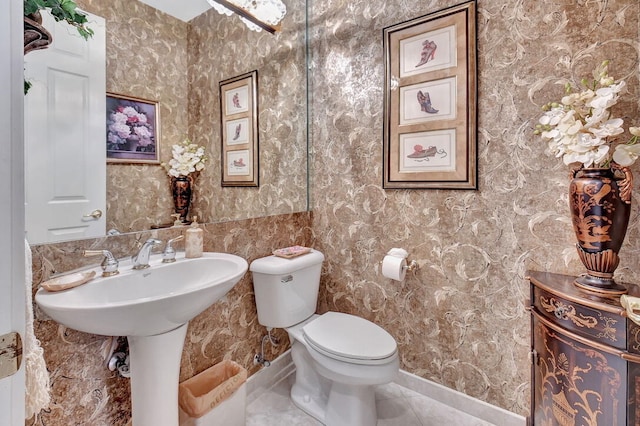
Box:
<box><xmin>569</xmin><ymin>163</ymin><xmax>633</xmax><ymax>294</ymax></box>
<box><xmin>24</xmin><ymin>11</ymin><xmax>53</xmax><ymax>55</ymax></box>
<box><xmin>171</xmin><ymin>176</ymin><xmax>192</xmax><ymax>222</ymax></box>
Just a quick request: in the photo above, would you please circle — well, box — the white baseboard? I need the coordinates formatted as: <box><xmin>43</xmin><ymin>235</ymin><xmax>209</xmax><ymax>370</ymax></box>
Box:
<box><xmin>246</xmin><ymin>350</ymin><xmax>294</xmax><ymax>405</ymax></box>
<box><xmin>247</xmin><ymin>350</ymin><xmax>526</xmax><ymax>426</ymax></box>
<box><xmin>395</xmin><ymin>370</ymin><xmax>526</xmax><ymax>426</ymax></box>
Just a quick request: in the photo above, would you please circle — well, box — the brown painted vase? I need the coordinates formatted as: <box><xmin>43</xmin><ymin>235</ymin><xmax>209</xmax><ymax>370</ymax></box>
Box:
<box><xmin>171</xmin><ymin>176</ymin><xmax>192</xmax><ymax>222</ymax></box>
<box><xmin>569</xmin><ymin>164</ymin><xmax>633</xmax><ymax>294</ymax></box>
<box><xmin>24</xmin><ymin>12</ymin><xmax>52</xmax><ymax>55</ymax></box>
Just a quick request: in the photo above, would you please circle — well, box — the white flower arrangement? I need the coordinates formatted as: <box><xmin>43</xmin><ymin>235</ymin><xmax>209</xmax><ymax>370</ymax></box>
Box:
<box><xmin>164</xmin><ymin>139</ymin><xmax>208</xmax><ymax>178</ymax></box>
<box><xmin>535</xmin><ymin>61</ymin><xmax>640</xmax><ymax>168</ymax></box>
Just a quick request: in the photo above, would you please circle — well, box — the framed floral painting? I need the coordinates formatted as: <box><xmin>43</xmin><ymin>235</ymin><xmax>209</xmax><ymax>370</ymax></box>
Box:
<box><xmin>383</xmin><ymin>0</ymin><xmax>477</xmax><ymax>189</ymax></box>
<box><xmin>106</xmin><ymin>93</ymin><xmax>160</xmax><ymax>164</ymax></box>
<box><xmin>219</xmin><ymin>70</ymin><xmax>259</xmax><ymax>187</ymax></box>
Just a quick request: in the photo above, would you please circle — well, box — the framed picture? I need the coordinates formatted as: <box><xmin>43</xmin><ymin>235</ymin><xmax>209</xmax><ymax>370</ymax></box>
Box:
<box><xmin>383</xmin><ymin>0</ymin><xmax>477</xmax><ymax>189</ymax></box>
<box><xmin>219</xmin><ymin>70</ymin><xmax>259</xmax><ymax>187</ymax></box>
<box><xmin>106</xmin><ymin>93</ymin><xmax>160</xmax><ymax>164</ymax></box>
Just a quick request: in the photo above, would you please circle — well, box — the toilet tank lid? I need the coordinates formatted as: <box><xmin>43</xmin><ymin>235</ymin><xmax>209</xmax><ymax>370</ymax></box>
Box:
<box><xmin>250</xmin><ymin>249</ymin><xmax>324</xmax><ymax>274</ymax></box>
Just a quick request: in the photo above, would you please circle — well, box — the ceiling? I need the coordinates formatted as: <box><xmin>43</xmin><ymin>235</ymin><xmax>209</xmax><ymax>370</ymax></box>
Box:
<box><xmin>137</xmin><ymin>0</ymin><xmax>212</xmax><ymax>22</ymax></box>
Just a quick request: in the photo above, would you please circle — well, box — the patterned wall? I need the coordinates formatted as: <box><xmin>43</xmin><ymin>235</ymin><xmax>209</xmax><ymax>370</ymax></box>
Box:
<box><xmin>27</xmin><ymin>1</ymin><xmax>309</xmax><ymax>424</ymax></box>
<box><xmin>187</xmin><ymin>5</ymin><xmax>308</xmax><ymax>223</ymax></box>
<box><xmin>76</xmin><ymin>0</ymin><xmax>190</xmax><ymax>233</ymax></box>
<box><xmin>309</xmin><ymin>0</ymin><xmax>640</xmax><ymax>416</ymax></box>
<box><xmin>29</xmin><ymin>213</ymin><xmax>313</xmax><ymax>425</ymax></box>
<box><xmin>27</xmin><ymin>0</ymin><xmax>640</xmax><ymax>424</ymax></box>
<box><xmin>76</xmin><ymin>0</ymin><xmax>307</xmax><ymax>233</ymax></box>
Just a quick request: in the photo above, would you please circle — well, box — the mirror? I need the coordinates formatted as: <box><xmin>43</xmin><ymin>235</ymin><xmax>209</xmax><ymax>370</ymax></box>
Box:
<box><xmin>24</xmin><ymin>0</ymin><xmax>308</xmax><ymax>244</ymax></box>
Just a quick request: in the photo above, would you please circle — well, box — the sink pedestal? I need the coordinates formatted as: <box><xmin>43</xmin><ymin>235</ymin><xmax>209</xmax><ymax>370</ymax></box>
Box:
<box><xmin>35</xmin><ymin>252</ymin><xmax>249</xmax><ymax>425</ymax></box>
<box><xmin>128</xmin><ymin>323</ymin><xmax>188</xmax><ymax>426</ymax></box>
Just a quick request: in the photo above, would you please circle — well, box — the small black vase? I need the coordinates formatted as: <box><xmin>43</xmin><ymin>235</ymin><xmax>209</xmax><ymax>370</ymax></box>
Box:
<box><xmin>171</xmin><ymin>176</ymin><xmax>192</xmax><ymax>222</ymax></box>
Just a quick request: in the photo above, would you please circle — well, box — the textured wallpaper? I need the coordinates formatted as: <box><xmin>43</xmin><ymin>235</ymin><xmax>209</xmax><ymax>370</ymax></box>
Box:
<box><xmin>187</xmin><ymin>5</ymin><xmax>308</xmax><ymax>223</ymax></box>
<box><xmin>75</xmin><ymin>0</ymin><xmax>307</xmax><ymax>234</ymax></box>
<box><xmin>27</xmin><ymin>0</ymin><xmax>640</xmax><ymax>425</ymax></box>
<box><xmin>29</xmin><ymin>213</ymin><xmax>313</xmax><ymax>425</ymax></box>
<box><xmin>309</xmin><ymin>0</ymin><xmax>640</xmax><ymax>416</ymax></box>
<box><xmin>76</xmin><ymin>0</ymin><xmax>189</xmax><ymax>233</ymax></box>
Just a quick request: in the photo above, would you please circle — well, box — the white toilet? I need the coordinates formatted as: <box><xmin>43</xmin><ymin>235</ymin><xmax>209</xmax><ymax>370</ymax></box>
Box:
<box><xmin>250</xmin><ymin>249</ymin><xmax>399</xmax><ymax>426</ymax></box>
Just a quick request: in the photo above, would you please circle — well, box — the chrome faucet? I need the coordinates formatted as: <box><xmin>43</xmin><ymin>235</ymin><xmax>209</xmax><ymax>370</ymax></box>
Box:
<box><xmin>132</xmin><ymin>238</ymin><xmax>162</xmax><ymax>270</ymax></box>
<box><xmin>162</xmin><ymin>235</ymin><xmax>184</xmax><ymax>263</ymax></box>
<box><xmin>83</xmin><ymin>249</ymin><xmax>119</xmax><ymax>277</ymax></box>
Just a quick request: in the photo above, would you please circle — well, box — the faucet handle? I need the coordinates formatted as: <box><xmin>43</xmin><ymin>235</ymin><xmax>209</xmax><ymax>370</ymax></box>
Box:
<box><xmin>83</xmin><ymin>249</ymin><xmax>119</xmax><ymax>277</ymax></box>
<box><xmin>144</xmin><ymin>238</ymin><xmax>162</xmax><ymax>246</ymax></box>
<box><xmin>162</xmin><ymin>235</ymin><xmax>184</xmax><ymax>263</ymax></box>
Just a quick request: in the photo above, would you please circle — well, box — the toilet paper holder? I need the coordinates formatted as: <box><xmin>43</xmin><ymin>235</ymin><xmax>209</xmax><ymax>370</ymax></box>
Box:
<box><xmin>380</xmin><ymin>248</ymin><xmax>418</xmax><ymax>272</ymax></box>
<box><xmin>403</xmin><ymin>259</ymin><xmax>418</xmax><ymax>272</ymax></box>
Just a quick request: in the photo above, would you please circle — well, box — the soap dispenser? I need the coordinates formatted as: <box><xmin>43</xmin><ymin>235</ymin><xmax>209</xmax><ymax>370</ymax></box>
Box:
<box><xmin>185</xmin><ymin>216</ymin><xmax>203</xmax><ymax>258</ymax></box>
<box><xmin>171</xmin><ymin>213</ymin><xmax>183</xmax><ymax>227</ymax></box>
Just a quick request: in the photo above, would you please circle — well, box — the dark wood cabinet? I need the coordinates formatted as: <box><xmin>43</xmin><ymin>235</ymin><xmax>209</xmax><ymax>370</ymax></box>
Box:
<box><xmin>528</xmin><ymin>271</ymin><xmax>640</xmax><ymax>425</ymax></box>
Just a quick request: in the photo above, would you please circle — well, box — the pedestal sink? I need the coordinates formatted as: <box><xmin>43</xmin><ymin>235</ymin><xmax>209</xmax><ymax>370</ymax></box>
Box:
<box><xmin>35</xmin><ymin>252</ymin><xmax>248</xmax><ymax>426</ymax></box>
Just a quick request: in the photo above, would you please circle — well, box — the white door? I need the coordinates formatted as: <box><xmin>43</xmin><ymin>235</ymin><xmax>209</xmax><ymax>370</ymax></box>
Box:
<box><xmin>1</xmin><ymin>0</ymin><xmax>26</xmax><ymax>423</ymax></box>
<box><xmin>24</xmin><ymin>11</ymin><xmax>106</xmax><ymax>244</ymax></box>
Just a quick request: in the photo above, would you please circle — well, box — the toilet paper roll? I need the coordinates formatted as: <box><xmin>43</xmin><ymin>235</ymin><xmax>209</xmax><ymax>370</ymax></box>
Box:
<box><xmin>382</xmin><ymin>255</ymin><xmax>407</xmax><ymax>281</ymax></box>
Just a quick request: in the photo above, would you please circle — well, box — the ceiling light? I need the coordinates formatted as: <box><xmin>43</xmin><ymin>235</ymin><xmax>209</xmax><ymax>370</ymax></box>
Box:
<box><xmin>206</xmin><ymin>0</ymin><xmax>286</xmax><ymax>34</ymax></box>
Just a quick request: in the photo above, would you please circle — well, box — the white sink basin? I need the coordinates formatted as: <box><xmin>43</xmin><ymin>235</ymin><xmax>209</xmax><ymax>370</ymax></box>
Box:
<box><xmin>35</xmin><ymin>251</ymin><xmax>248</xmax><ymax>426</ymax></box>
<box><xmin>35</xmin><ymin>252</ymin><xmax>248</xmax><ymax>336</ymax></box>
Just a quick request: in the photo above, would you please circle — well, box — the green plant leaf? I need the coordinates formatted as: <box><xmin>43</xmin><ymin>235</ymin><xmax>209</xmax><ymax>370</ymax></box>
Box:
<box><xmin>59</xmin><ymin>0</ymin><xmax>78</xmax><ymax>14</ymax></box>
<box><xmin>24</xmin><ymin>0</ymin><xmax>93</xmax><ymax>40</ymax></box>
<box><xmin>23</xmin><ymin>0</ymin><xmax>47</xmax><ymax>16</ymax></box>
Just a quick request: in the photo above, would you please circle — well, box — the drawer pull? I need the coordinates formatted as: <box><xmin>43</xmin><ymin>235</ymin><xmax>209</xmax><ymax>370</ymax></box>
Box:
<box><xmin>540</xmin><ymin>296</ymin><xmax>598</xmax><ymax>329</ymax></box>
<box><xmin>621</xmin><ymin>295</ymin><xmax>640</xmax><ymax>326</ymax></box>
<box><xmin>554</xmin><ymin>306</ymin><xmax>568</xmax><ymax>320</ymax></box>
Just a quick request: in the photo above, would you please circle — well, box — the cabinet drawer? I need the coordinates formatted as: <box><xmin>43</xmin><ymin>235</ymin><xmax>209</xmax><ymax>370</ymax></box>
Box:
<box><xmin>532</xmin><ymin>285</ymin><xmax>626</xmax><ymax>350</ymax></box>
<box><xmin>532</xmin><ymin>313</ymin><xmax>627</xmax><ymax>426</ymax></box>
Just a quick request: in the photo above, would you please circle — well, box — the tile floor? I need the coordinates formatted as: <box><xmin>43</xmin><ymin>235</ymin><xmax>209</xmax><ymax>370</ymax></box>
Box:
<box><xmin>246</xmin><ymin>375</ymin><xmax>497</xmax><ymax>426</ymax></box>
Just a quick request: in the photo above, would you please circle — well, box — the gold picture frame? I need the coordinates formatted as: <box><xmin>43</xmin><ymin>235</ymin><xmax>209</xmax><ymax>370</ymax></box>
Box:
<box><xmin>106</xmin><ymin>93</ymin><xmax>161</xmax><ymax>164</ymax></box>
<box><xmin>219</xmin><ymin>70</ymin><xmax>259</xmax><ymax>187</ymax></box>
<box><xmin>383</xmin><ymin>0</ymin><xmax>477</xmax><ymax>189</ymax></box>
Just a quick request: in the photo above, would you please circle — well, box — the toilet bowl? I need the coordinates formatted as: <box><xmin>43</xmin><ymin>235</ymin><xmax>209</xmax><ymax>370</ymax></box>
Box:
<box><xmin>287</xmin><ymin>313</ymin><xmax>399</xmax><ymax>425</ymax></box>
<box><xmin>250</xmin><ymin>250</ymin><xmax>399</xmax><ymax>426</ymax></box>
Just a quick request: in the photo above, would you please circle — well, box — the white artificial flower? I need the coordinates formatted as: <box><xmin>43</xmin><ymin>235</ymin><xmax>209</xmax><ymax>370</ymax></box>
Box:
<box><xmin>588</xmin><ymin>84</ymin><xmax>624</xmax><ymax>110</ymax></box>
<box><xmin>561</xmin><ymin>89</ymin><xmax>595</xmax><ymax>107</ymax></box>
<box><xmin>563</xmin><ymin>144</ymin><xmax>609</xmax><ymax>167</ymax></box>
<box><xmin>536</xmin><ymin>62</ymin><xmax>639</xmax><ymax>168</ymax></box>
<box><xmin>600</xmin><ymin>76</ymin><xmax>615</xmax><ymax>86</ymax></box>
<box><xmin>539</xmin><ymin>107</ymin><xmax>565</xmax><ymax>127</ymax></box>
<box><xmin>554</xmin><ymin>110</ymin><xmax>582</xmax><ymax>139</ymax></box>
<box><xmin>588</xmin><ymin>118</ymin><xmax>624</xmax><ymax>139</ymax></box>
<box><xmin>584</xmin><ymin>107</ymin><xmax>609</xmax><ymax>127</ymax></box>
<box><xmin>613</xmin><ymin>144</ymin><xmax>640</xmax><ymax>166</ymax></box>
<box><xmin>164</xmin><ymin>139</ymin><xmax>208</xmax><ymax>177</ymax></box>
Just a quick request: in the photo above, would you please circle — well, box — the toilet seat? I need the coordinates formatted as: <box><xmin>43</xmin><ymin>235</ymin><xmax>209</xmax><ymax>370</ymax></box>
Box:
<box><xmin>302</xmin><ymin>312</ymin><xmax>397</xmax><ymax>366</ymax></box>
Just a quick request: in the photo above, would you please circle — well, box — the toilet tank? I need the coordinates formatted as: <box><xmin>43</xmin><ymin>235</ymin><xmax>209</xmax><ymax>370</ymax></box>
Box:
<box><xmin>250</xmin><ymin>249</ymin><xmax>324</xmax><ymax>329</ymax></box>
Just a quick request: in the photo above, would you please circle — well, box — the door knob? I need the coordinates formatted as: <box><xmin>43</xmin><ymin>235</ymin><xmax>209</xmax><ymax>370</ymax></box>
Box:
<box><xmin>83</xmin><ymin>209</ymin><xmax>103</xmax><ymax>219</ymax></box>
